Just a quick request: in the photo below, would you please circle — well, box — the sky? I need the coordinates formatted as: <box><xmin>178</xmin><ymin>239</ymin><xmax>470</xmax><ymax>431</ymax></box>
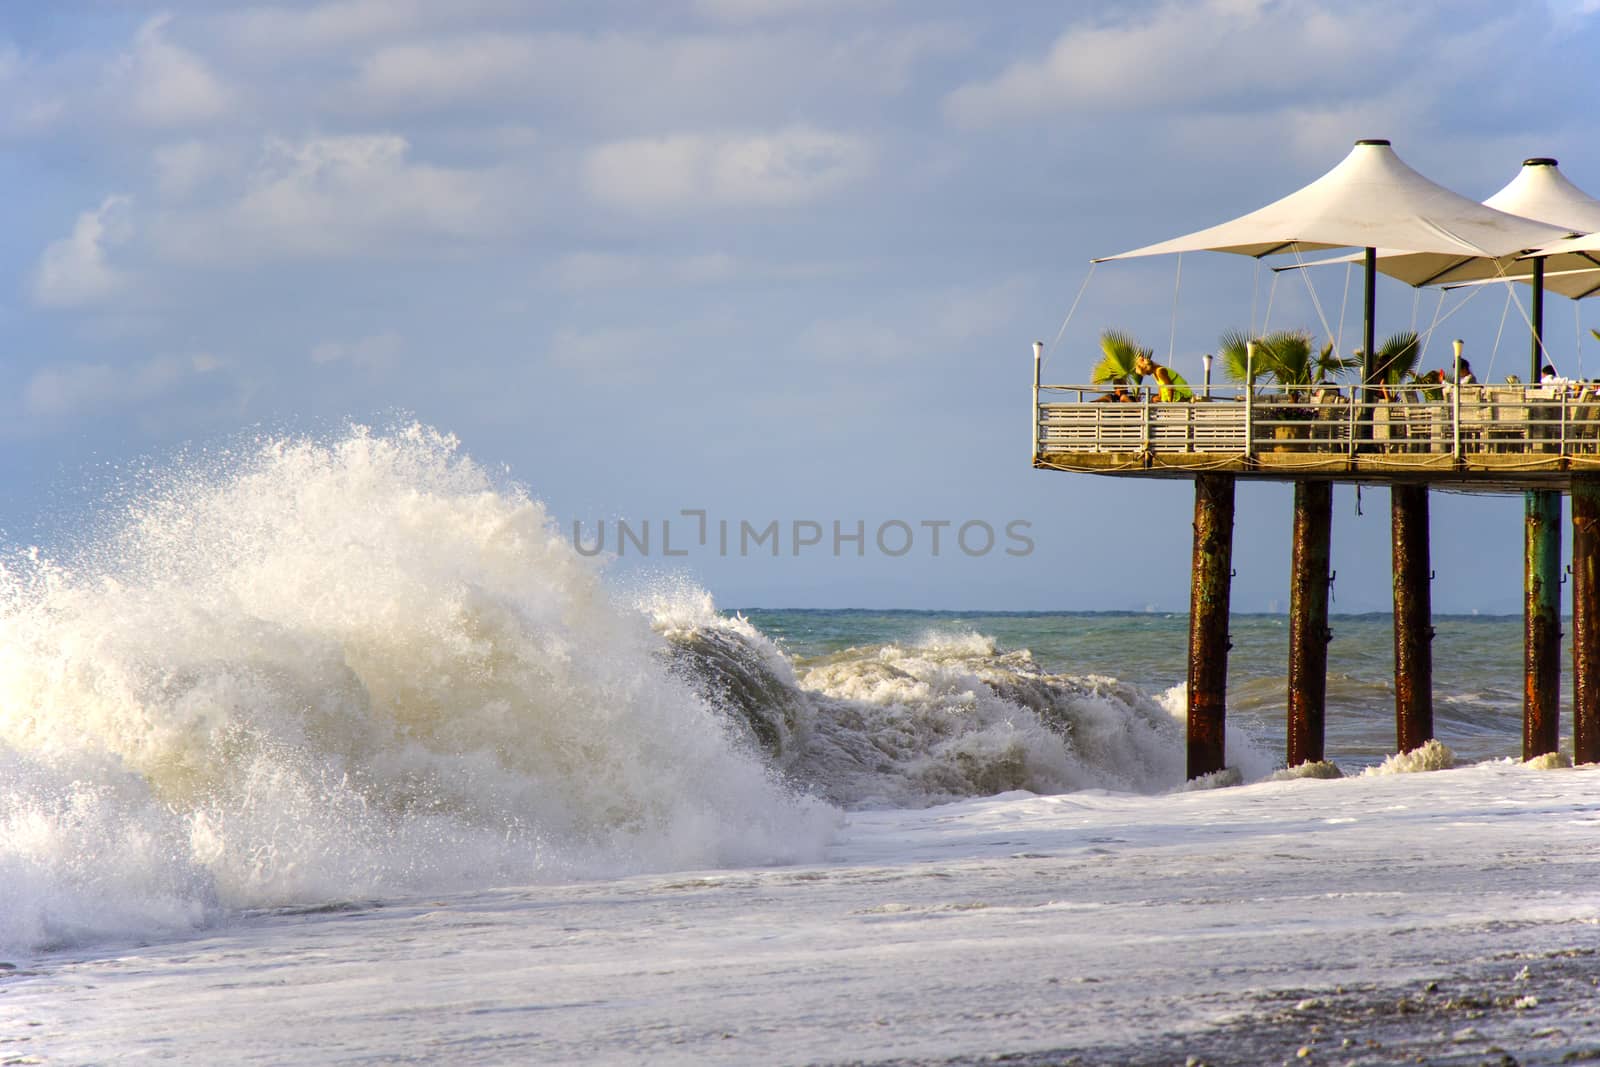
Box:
<box><xmin>4</xmin><ymin>0</ymin><xmax>1600</xmax><ymax>613</ymax></box>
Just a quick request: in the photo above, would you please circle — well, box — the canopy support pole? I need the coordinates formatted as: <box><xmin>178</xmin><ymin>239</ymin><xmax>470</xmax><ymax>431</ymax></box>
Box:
<box><xmin>1358</xmin><ymin>247</ymin><xmax>1377</xmax><ymax>445</ymax></box>
<box><xmin>1363</xmin><ymin>246</ymin><xmax>1377</xmax><ymax>383</ymax></box>
<box><xmin>1524</xmin><ymin>256</ymin><xmax>1561</xmax><ymax>760</ymax></box>
<box><xmin>1531</xmin><ymin>258</ymin><xmax>1546</xmax><ymax>377</ymax></box>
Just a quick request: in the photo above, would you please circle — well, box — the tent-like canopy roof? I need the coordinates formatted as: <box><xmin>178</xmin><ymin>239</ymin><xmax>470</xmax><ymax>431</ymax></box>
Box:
<box><xmin>1484</xmin><ymin>157</ymin><xmax>1600</xmax><ymax>231</ymax></box>
<box><xmin>1516</xmin><ymin>231</ymin><xmax>1600</xmax><ymax>299</ymax></box>
<box><xmin>1095</xmin><ymin>140</ymin><xmax>1572</xmax><ymax>263</ymax></box>
<box><xmin>1283</xmin><ymin>158</ymin><xmax>1599</xmax><ymax>287</ymax></box>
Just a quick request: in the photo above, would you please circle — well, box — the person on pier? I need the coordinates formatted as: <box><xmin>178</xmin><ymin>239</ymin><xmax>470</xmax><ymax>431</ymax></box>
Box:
<box><xmin>1133</xmin><ymin>353</ymin><xmax>1193</xmax><ymax>402</ymax></box>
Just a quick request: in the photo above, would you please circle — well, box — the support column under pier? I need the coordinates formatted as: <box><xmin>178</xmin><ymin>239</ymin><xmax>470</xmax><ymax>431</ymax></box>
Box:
<box><xmin>1524</xmin><ymin>489</ymin><xmax>1562</xmax><ymax>760</ymax></box>
<box><xmin>1287</xmin><ymin>480</ymin><xmax>1332</xmax><ymax>767</ymax></box>
<box><xmin>1391</xmin><ymin>485</ymin><xmax>1434</xmax><ymax>753</ymax></box>
<box><xmin>1188</xmin><ymin>473</ymin><xmax>1236</xmax><ymax>780</ymax></box>
<box><xmin>1573</xmin><ymin>477</ymin><xmax>1600</xmax><ymax>765</ymax></box>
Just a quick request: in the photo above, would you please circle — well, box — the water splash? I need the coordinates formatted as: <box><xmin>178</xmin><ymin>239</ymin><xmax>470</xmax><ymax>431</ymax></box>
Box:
<box><xmin>0</xmin><ymin>426</ymin><xmax>832</xmax><ymax>953</ymax></box>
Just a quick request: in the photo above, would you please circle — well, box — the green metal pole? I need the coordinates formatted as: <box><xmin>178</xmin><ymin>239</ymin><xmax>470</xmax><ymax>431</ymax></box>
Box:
<box><xmin>1523</xmin><ymin>256</ymin><xmax>1560</xmax><ymax>760</ymax></box>
<box><xmin>1524</xmin><ymin>490</ymin><xmax>1562</xmax><ymax>759</ymax></box>
<box><xmin>1358</xmin><ymin>246</ymin><xmax>1377</xmax><ymax>445</ymax></box>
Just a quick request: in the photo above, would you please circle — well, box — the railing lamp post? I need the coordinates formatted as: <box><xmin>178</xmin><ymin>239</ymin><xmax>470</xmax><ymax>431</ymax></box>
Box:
<box><xmin>1203</xmin><ymin>353</ymin><xmax>1213</xmax><ymax>400</ymax></box>
<box><xmin>1243</xmin><ymin>341</ymin><xmax>1255</xmax><ymax>457</ymax></box>
<box><xmin>1453</xmin><ymin>338</ymin><xmax>1464</xmax><ymax>458</ymax></box>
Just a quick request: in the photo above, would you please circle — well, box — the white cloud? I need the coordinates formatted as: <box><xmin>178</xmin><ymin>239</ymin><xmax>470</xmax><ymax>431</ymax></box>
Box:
<box><xmin>541</xmin><ymin>250</ymin><xmax>851</xmax><ymax>290</ymax></box>
<box><xmin>584</xmin><ymin>128</ymin><xmax>873</xmax><ymax>213</ymax></box>
<box><xmin>111</xmin><ymin>14</ymin><xmax>231</xmax><ymax>127</ymax></box>
<box><xmin>155</xmin><ymin>134</ymin><xmax>523</xmax><ymax>262</ymax></box>
<box><xmin>31</xmin><ymin>196</ymin><xmax>135</xmax><ymax>309</ymax></box>
<box><xmin>0</xmin><ymin>44</ymin><xmax>67</xmax><ymax>134</ymax></box>
<box><xmin>796</xmin><ymin>279</ymin><xmax>1031</xmax><ymax>364</ymax></box>
<box><xmin>544</xmin><ymin>252</ymin><xmax>739</xmax><ymax>289</ymax></box>
<box><xmin>346</xmin><ymin>25</ymin><xmax>954</xmax><ymax>126</ymax></box>
<box><xmin>23</xmin><ymin>353</ymin><xmax>221</xmax><ymax>419</ymax></box>
<box><xmin>355</xmin><ymin>33</ymin><xmax>538</xmax><ymax>106</ymax></box>
<box><xmin>215</xmin><ymin>0</ymin><xmax>514</xmax><ymax>54</ymax></box>
<box><xmin>944</xmin><ymin>0</ymin><xmax>1434</xmax><ymax>127</ymax></box>
<box><xmin>693</xmin><ymin>0</ymin><xmax>889</xmax><ymax>20</ymax></box>
<box><xmin>152</xmin><ymin>139</ymin><xmax>236</xmax><ymax>199</ymax></box>
<box><xmin>547</xmin><ymin>325</ymin><xmax>662</xmax><ymax>371</ymax></box>
<box><xmin>310</xmin><ymin>331</ymin><xmax>404</xmax><ymax>370</ymax></box>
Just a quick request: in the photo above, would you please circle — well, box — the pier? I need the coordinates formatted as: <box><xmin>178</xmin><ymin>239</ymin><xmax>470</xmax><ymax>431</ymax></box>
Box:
<box><xmin>1033</xmin><ymin>368</ymin><xmax>1600</xmax><ymax>775</ymax></box>
<box><xmin>1035</xmin><ymin>140</ymin><xmax>1600</xmax><ymax>777</ymax></box>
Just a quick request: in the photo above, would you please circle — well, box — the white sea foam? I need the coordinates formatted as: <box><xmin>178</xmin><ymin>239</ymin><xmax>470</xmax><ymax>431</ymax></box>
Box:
<box><xmin>1362</xmin><ymin>738</ymin><xmax>1458</xmax><ymax>775</ymax></box>
<box><xmin>0</xmin><ymin>426</ymin><xmax>833</xmax><ymax>954</ymax></box>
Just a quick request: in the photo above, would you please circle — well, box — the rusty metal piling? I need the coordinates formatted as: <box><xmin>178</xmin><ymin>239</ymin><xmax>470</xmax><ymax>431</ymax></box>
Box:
<box><xmin>1187</xmin><ymin>473</ymin><xmax>1235</xmax><ymax>779</ymax></box>
<box><xmin>1573</xmin><ymin>477</ymin><xmax>1600</xmax><ymax>764</ymax></box>
<box><xmin>1391</xmin><ymin>485</ymin><xmax>1434</xmax><ymax>752</ymax></box>
<box><xmin>1287</xmin><ymin>481</ymin><xmax>1333</xmax><ymax>767</ymax></box>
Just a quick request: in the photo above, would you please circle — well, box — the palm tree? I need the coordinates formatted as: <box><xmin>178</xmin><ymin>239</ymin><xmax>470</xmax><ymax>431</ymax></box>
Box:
<box><xmin>1091</xmin><ymin>329</ymin><xmax>1151</xmax><ymax>385</ymax></box>
<box><xmin>1218</xmin><ymin>329</ymin><xmax>1352</xmax><ymax>388</ymax></box>
<box><xmin>1217</xmin><ymin>329</ymin><xmax>1260</xmax><ymax>386</ymax></box>
<box><xmin>1360</xmin><ymin>330</ymin><xmax>1422</xmax><ymax>389</ymax></box>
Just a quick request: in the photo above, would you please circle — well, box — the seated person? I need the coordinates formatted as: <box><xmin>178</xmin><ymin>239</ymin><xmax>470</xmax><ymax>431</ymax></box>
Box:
<box><xmin>1133</xmin><ymin>353</ymin><xmax>1194</xmax><ymax>401</ymax></box>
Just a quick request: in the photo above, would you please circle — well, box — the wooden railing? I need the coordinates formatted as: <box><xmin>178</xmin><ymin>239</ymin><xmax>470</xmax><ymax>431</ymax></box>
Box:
<box><xmin>1035</xmin><ymin>383</ymin><xmax>1600</xmax><ymax>461</ymax></box>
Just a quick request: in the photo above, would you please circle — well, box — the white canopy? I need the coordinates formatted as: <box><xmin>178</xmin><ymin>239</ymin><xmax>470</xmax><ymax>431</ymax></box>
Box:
<box><xmin>1515</xmin><ymin>231</ymin><xmax>1600</xmax><ymax>300</ymax></box>
<box><xmin>1282</xmin><ymin>158</ymin><xmax>1597</xmax><ymax>287</ymax></box>
<box><xmin>1096</xmin><ymin>140</ymin><xmax>1571</xmax><ymax>263</ymax></box>
<box><xmin>1484</xmin><ymin>157</ymin><xmax>1600</xmax><ymax>231</ymax></box>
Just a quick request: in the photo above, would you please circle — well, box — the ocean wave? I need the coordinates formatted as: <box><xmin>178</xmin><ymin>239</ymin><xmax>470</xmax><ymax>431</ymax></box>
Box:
<box><xmin>1</xmin><ymin>423</ymin><xmax>1279</xmax><ymax>957</ymax></box>
<box><xmin>0</xmin><ymin>426</ymin><xmax>832</xmax><ymax>954</ymax></box>
<box><xmin>655</xmin><ymin>605</ymin><xmax>1274</xmax><ymax>809</ymax></box>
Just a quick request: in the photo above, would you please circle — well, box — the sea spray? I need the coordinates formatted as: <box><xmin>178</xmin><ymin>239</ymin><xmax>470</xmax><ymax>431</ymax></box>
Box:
<box><xmin>0</xmin><ymin>426</ymin><xmax>833</xmax><ymax>953</ymax></box>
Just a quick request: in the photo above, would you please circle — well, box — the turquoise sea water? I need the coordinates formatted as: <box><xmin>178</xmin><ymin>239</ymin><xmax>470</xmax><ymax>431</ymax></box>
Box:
<box><xmin>739</xmin><ymin>609</ymin><xmax>1538</xmax><ymax>769</ymax></box>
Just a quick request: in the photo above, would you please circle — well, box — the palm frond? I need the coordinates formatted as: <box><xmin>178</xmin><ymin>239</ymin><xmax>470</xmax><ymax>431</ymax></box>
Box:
<box><xmin>1217</xmin><ymin>329</ymin><xmax>1257</xmax><ymax>384</ymax></box>
<box><xmin>1355</xmin><ymin>330</ymin><xmax>1421</xmax><ymax>386</ymax></box>
<box><xmin>1092</xmin><ymin>329</ymin><xmax>1151</xmax><ymax>384</ymax></box>
<box><xmin>1256</xmin><ymin>330</ymin><xmax>1316</xmax><ymax>386</ymax></box>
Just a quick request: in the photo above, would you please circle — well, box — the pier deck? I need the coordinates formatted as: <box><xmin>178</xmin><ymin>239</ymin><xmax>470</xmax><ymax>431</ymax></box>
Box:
<box><xmin>1035</xmin><ymin>383</ymin><xmax>1600</xmax><ymax>491</ymax></box>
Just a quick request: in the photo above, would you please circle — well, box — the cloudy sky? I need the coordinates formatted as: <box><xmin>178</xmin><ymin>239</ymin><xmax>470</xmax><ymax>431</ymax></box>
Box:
<box><xmin>5</xmin><ymin>0</ymin><xmax>1600</xmax><ymax>612</ymax></box>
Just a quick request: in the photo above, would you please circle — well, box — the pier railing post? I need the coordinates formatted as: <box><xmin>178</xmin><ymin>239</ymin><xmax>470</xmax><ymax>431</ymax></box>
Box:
<box><xmin>1391</xmin><ymin>484</ymin><xmax>1434</xmax><ymax>752</ymax></box>
<box><xmin>1243</xmin><ymin>342</ymin><xmax>1255</xmax><ymax>458</ymax></box>
<box><xmin>1452</xmin><ymin>339</ymin><xmax>1463</xmax><ymax>459</ymax></box>
<box><xmin>1032</xmin><ymin>341</ymin><xmax>1042</xmax><ymax>462</ymax></box>
<box><xmin>1288</xmin><ymin>480</ymin><xmax>1333</xmax><ymax>767</ymax></box>
<box><xmin>1188</xmin><ymin>473</ymin><xmax>1235</xmax><ymax>779</ymax></box>
<box><xmin>1573</xmin><ymin>476</ymin><xmax>1600</xmax><ymax>764</ymax></box>
<box><xmin>1524</xmin><ymin>489</ymin><xmax>1562</xmax><ymax>759</ymax></box>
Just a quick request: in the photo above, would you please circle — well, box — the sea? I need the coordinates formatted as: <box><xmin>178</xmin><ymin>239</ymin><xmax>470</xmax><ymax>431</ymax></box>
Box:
<box><xmin>3</xmin><ymin>426</ymin><xmax>1598</xmax><ymax>1065</ymax></box>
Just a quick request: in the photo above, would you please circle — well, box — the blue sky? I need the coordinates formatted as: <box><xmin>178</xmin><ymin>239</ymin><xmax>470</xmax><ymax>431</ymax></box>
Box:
<box><xmin>4</xmin><ymin>0</ymin><xmax>1600</xmax><ymax>612</ymax></box>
